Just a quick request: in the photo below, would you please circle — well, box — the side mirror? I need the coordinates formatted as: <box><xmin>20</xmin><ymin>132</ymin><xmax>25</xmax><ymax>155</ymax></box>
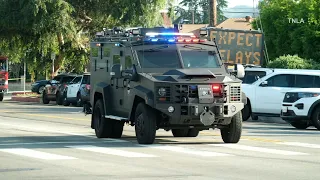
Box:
<box><xmin>260</xmin><ymin>81</ymin><xmax>268</xmax><ymax>87</ymax></box>
<box><xmin>111</xmin><ymin>64</ymin><xmax>122</xmax><ymax>78</ymax></box>
<box><xmin>121</xmin><ymin>64</ymin><xmax>139</xmax><ymax>82</ymax></box>
<box><xmin>235</xmin><ymin>64</ymin><xmax>245</xmax><ymax>78</ymax></box>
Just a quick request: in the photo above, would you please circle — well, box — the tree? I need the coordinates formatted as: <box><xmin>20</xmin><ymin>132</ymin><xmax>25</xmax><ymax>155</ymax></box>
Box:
<box><xmin>173</xmin><ymin>0</ymin><xmax>228</xmax><ymax>24</ymax></box>
<box><xmin>252</xmin><ymin>0</ymin><xmax>320</xmax><ymax>63</ymax></box>
<box><xmin>266</xmin><ymin>54</ymin><xmax>319</xmax><ymax>69</ymax></box>
<box><xmin>0</xmin><ymin>0</ymin><xmax>169</xmax><ymax>80</ymax></box>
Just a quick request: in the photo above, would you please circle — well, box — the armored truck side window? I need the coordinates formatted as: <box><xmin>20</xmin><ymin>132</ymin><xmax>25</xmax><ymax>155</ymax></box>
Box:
<box><xmin>91</xmin><ymin>47</ymin><xmax>99</xmax><ymax>57</ymax></box>
<box><xmin>103</xmin><ymin>48</ymin><xmax>110</xmax><ymax>57</ymax></box>
<box><xmin>125</xmin><ymin>56</ymin><xmax>133</xmax><ymax>69</ymax></box>
<box><xmin>113</xmin><ymin>55</ymin><xmax>121</xmax><ymax>64</ymax></box>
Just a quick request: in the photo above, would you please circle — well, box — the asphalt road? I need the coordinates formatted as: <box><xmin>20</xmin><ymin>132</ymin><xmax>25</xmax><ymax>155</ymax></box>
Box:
<box><xmin>0</xmin><ymin>101</ymin><xmax>319</xmax><ymax>180</ymax></box>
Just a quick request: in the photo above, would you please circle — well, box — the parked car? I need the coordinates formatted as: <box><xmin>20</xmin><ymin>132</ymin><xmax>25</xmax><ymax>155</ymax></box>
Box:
<box><xmin>42</xmin><ymin>73</ymin><xmax>78</xmax><ymax>105</ymax></box>
<box><xmin>241</xmin><ymin>68</ymin><xmax>320</xmax><ymax>121</ymax></box>
<box><xmin>281</xmin><ymin>88</ymin><xmax>320</xmax><ymax>130</ymax></box>
<box><xmin>79</xmin><ymin>73</ymin><xmax>90</xmax><ymax>106</ymax></box>
<box><xmin>62</xmin><ymin>74</ymin><xmax>88</xmax><ymax>107</ymax></box>
<box><xmin>240</xmin><ymin>67</ymin><xmax>273</xmax><ymax>84</ymax></box>
<box><xmin>31</xmin><ymin>80</ymin><xmax>49</xmax><ymax>94</ymax></box>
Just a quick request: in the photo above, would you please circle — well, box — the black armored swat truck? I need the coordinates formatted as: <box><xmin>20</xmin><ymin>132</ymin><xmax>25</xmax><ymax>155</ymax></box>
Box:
<box><xmin>85</xmin><ymin>26</ymin><xmax>247</xmax><ymax>144</ymax></box>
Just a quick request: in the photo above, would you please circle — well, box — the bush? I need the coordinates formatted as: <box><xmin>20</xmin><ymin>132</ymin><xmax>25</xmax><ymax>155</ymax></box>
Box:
<box><xmin>266</xmin><ymin>54</ymin><xmax>320</xmax><ymax>69</ymax></box>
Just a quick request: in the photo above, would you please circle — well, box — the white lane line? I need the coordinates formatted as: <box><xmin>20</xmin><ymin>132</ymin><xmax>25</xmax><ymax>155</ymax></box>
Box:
<box><xmin>67</xmin><ymin>145</ymin><xmax>157</xmax><ymax>158</ymax></box>
<box><xmin>0</xmin><ymin>148</ymin><xmax>77</xmax><ymax>160</ymax></box>
<box><xmin>278</xmin><ymin>142</ymin><xmax>320</xmax><ymax>149</ymax></box>
<box><xmin>142</xmin><ymin>145</ymin><xmax>233</xmax><ymax>157</ymax></box>
<box><xmin>0</xmin><ymin>122</ymin><xmax>129</xmax><ymax>143</ymax></box>
<box><xmin>209</xmin><ymin>144</ymin><xmax>308</xmax><ymax>155</ymax></box>
<box><xmin>0</xmin><ymin>141</ymin><xmax>123</xmax><ymax>146</ymax></box>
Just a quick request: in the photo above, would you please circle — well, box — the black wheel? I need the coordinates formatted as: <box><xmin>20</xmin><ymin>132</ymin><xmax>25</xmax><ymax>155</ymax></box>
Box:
<box><xmin>134</xmin><ymin>102</ymin><xmax>157</xmax><ymax>144</ymax></box>
<box><xmin>311</xmin><ymin>106</ymin><xmax>320</xmax><ymax>130</ymax></box>
<box><xmin>0</xmin><ymin>93</ymin><xmax>3</xmax><ymax>102</ymax></box>
<box><xmin>76</xmin><ymin>93</ymin><xmax>83</xmax><ymax>107</ymax></box>
<box><xmin>111</xmin><ymin>121</ymin><xmax>124</xmax><ymax>138</ymax></box>
<box><xmin>290</xmin><ymin>121</ymin><xmax>309</xmax><ymax>129</ymax></box>
<box><xmin>42</xmin><ymin>92</ymin><xmax>50</xmax><ymax>104</ymax></box>
<box><xmin>62</xmin><ymin>92</ymin><xmax>70</xmax><ymax>106</ymax></box>
<box><xmin>38</xmin><ymin>85</ymin><xmax>45</xmax><ymax>94</ymax></box>
<box><xmin>221</xmin><ymin>111</ymin><xmax>242</xmax><ymax>143</ymax></box>
<box><xmin>242</xmin><ymin>103</ymin><xmax>251</xmax><ymax>121</ymax></box>
<box><xmin>56</xmin><ymin>93</ymin><xmax>63</xmax><ymax>105</ymax></box>
<box><xmin>93</xmin><ymin>99</ymin><xmax>113</xmax><ymax>138</ymax></box>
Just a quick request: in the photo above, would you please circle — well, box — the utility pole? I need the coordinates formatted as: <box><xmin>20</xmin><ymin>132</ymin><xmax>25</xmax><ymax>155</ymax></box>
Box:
<box><xmin>209</xmin><ymin>0</ymin><xmax>217</xmax><ymax>27</ymax></box>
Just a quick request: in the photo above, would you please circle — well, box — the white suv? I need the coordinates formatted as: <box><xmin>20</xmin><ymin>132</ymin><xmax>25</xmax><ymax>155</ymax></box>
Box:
<box><xmin>241</xmin><ymin>69</ymin><xmax>320</xmax><ymax>121</ymax></box>
<box><xmin>281</xmin><ymin>88</ymin><xmax>320</xmax><ymax>130</ymax></box>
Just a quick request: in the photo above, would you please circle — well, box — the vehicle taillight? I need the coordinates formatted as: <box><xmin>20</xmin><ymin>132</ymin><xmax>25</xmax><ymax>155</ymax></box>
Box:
<box><xmin>86</xmin><ymin>84</ymin><xmax>90</xmax><ymax>90</ymax></box>
<box><xmin>212</xmin><ymin>84</ymin><xmax>223</xmax><ymax>96</ymax></box>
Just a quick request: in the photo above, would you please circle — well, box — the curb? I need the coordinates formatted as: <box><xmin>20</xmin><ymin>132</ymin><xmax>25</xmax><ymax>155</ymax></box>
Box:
<box><xmin>10</xmin><ymin>96</ymin><xmax>41</xmax><ymax>103</ymax></box>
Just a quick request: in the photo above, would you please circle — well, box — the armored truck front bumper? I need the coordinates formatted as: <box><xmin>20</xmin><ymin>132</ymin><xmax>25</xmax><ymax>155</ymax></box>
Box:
<box><xmin>155</xmin><ymin>103</ymin><xmax>243</xmax><ymax>126</ymax></box>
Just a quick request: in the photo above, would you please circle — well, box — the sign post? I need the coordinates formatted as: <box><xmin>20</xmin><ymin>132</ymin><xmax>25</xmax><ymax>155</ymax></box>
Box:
<box><xmin>51</xmin><ymin>53</ymin><xmax>56</xmax><ymax>79</ymax></box>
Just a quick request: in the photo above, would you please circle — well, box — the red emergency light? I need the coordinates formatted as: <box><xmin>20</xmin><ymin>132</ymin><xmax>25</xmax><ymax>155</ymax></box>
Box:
<box><xmin>145</xmin><ymin>32</ymin><xmax>207</xmax><ymax>43</ymax></box>
<box><xmin>211</xmin><ymin>84</ymin><xmax>223</xmax><ymax>96</ymax></box>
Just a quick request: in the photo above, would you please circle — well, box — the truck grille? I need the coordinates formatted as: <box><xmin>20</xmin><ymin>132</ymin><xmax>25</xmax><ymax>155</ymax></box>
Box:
<box><xmin>230</xmin><ymin>86</ymin><xmax>241</xmax><ymax>102</ymax></box>
<box><xmin>174</xmin><ymin>85</ymin><xmax>198</xmax><ymax>103</ymax></box>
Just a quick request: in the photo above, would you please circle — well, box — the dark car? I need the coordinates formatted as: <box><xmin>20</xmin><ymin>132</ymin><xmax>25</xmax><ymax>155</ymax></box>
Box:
<box><xmin>31</xmin><ymin>80</ymin><xmax>49</xmax><ymax>94</ymax></box>
<box><xmin>42</xmin><ymin>73</ymin><xmax>77</xmax><ymax>105</ymax></box>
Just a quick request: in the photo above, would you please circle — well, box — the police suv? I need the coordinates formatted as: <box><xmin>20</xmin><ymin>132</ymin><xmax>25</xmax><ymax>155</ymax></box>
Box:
<box><xmin>85</xmin><ymin>26</ymin><xmax>247</xmax><ymax>144</ymax></box>
<box><xmin>281</xmin><ymin>88</ymin><xmax>320</xmax><ymax>130</ymax></box>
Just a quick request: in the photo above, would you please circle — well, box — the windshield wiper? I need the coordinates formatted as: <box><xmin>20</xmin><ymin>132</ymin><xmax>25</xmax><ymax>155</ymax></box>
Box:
<box><xmin>143</xmin><ymin>45</ymin><xmax>169</xmax><ymax>52</ymax></box>
<box><xmin>182</xmin><ymin>45</ymin><xmax>204</xmax><ymax>50</ymax></box>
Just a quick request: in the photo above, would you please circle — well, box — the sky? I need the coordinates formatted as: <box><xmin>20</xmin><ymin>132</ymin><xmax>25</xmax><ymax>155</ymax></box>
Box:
<box><xmin>227</xmin><ymin>0</ymin><xmax>259</xmax><ymax>8</ymax></box>
<box><xmin>174</xmin><ymin>0</ymin><xmax>260</xmax><ymax>8</ymax></box>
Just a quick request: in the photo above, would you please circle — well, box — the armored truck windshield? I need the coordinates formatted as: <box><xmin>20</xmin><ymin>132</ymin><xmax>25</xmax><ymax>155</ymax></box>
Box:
<box><xmin>135</xmin><ymin>44</ymin><xmax>221</xmax><ymax>69</ymax></box>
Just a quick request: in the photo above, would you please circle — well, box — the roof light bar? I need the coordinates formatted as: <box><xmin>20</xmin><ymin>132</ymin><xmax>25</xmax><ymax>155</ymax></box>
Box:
<box><xmin>146</xmin><ymin>32</ymin><xmax>195</xmax><ymax>36</ymax></box>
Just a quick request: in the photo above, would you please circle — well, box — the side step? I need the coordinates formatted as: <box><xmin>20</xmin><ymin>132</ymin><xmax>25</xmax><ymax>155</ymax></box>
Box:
<box><xmin>105</xmin><ymin>115</ymin><xmax>128</xmax><ymax>121</ymax></box>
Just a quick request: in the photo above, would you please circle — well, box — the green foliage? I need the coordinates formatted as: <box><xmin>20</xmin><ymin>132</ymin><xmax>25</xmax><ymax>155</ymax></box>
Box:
<box><xmin>173</xmin><ymin>0</ymin><xmax>228</xmax><ymax>24</ymax></box>
<box><xmin>0</xmin><ymin>0</ymin><xmax>168</xmax><ymax>80</ymax></box>
<box><xmin>267</xmin><ymin>55</ymin><xmax>320</xmax><ymax>69</ymax></box>
<box><xmin>252</xmin><ymin>0</ymin><xmax>320</xmax><ymax>63</ymax></box>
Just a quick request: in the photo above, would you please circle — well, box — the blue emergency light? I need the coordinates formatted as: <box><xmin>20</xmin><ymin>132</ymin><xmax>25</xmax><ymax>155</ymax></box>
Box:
<box><xmin>143</xmin><ymin>32</ymin><xmax>207</xmax><ymax>43</ymax></box>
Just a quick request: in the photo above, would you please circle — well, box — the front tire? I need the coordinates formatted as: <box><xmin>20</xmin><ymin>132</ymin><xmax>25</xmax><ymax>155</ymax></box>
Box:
<box><xmin>56</xmin><ymin>93</ymin><xmax>63</xmax><ymax>105</ymax></box>
<box><xmin>290</xmin><ymin>121</ymin><xmax>309</xmax><ymax>129</ymax></box>
<box><xmin>93</xmin><ymin>99</ymin><xmax>124</xmax><ymax>138</ymax></box>
<box><xmin>220</xmin><ymin>111</ymin><xmax>242</xmax><ymax>143</ymax></box>
<box><xmin>93</xmin><ymin>99</ymin><xmax>113</xmax><ymax>138</ymax></box>
<box><xmin>134</xmin><ymin>102</ymin><xmax>157</xmax><ymax>144</ymax></box>
<box><xmin>0</xmin><ymin>93</ymin><xmax>3</xmax><ymax>102</ymax></box>
<box><xmin>62</xmin><ymin>92</ymin><xmax>70</xmax><ymax>106</ymax></box>
<box><xmin>311</xmin><ymin>107</ymin><xmax>320</xmax><ymax>130</ymax></box>
<box><xmin>76</xmin><ymin>93</ymin><xmax>83</xmax><ymax>107</ymax></box>
<box><xmin>242</xmin><ymin>104</ymin><xmax>251</xmax><ymax>121</ymax></box>
<box><xmin>42</xmin><ymin>92</ymin><xmax>50</xmax><ymax>104</ymax></box>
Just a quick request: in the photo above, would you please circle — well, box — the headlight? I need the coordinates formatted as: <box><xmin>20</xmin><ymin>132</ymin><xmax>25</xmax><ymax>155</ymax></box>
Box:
<box><xmin>297</xmin><ymin>92</ymin><xmax>320</xmax><ymax>98</ymax></box>
<box><xmin>158</xmin><ymin>87</ymin><xmax>166</xmax><ymax>97</ymax></box>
